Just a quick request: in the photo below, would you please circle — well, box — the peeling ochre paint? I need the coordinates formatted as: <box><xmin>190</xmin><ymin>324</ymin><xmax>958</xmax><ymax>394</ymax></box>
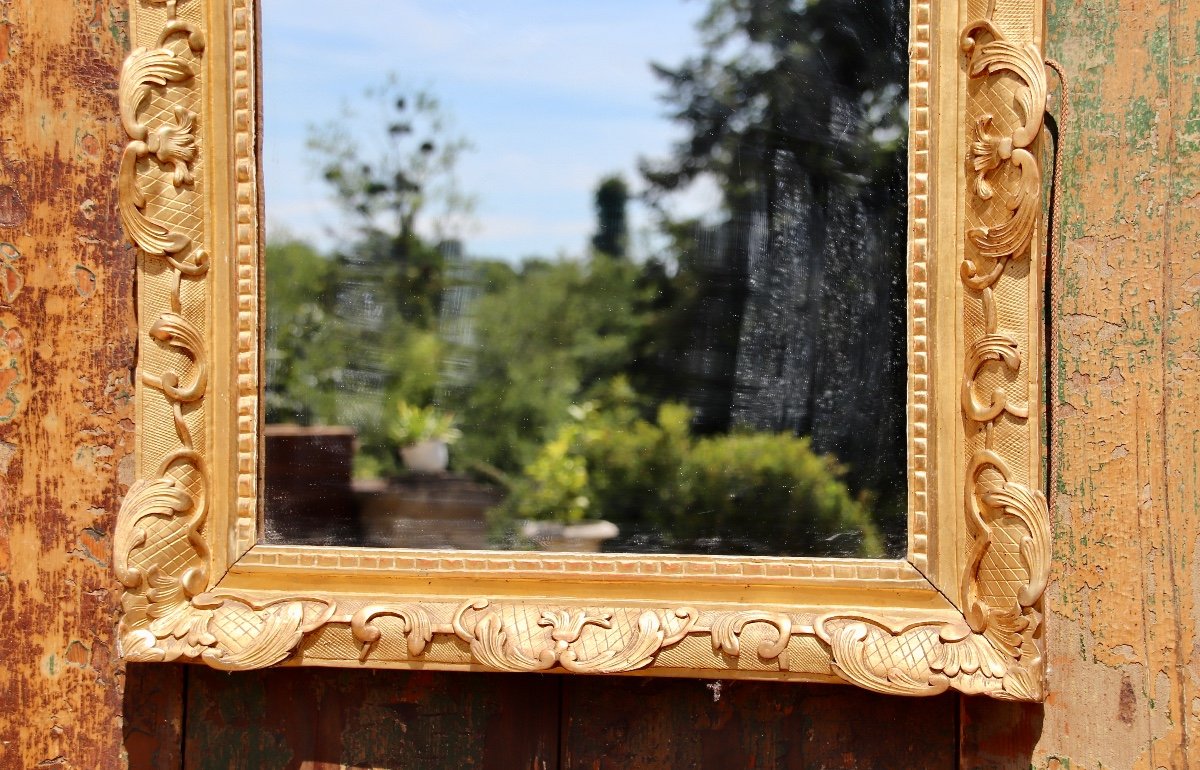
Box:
<box><xmin>0</xmin><ymin>186</ymin><xmax>26</xmax><ymax>228</ymax></box>
<box><xmin>0</xmin><ymin>319</ymin><xmax>23</xmax><ymax>423</ymax></box>
<box><xmin>64</xmin><ymin>641</ymin><xmax>88</xmax><ymax>667</ymax></box>
<box><xmin>72</xmin><ymin>264</ymin><xmax>94</xmax><ymax>298</ymax></box>
<box><xmin>76</xmin><ymin>132</ymin><xmax>98</xmax><ymax>158</ymax></box>
<box><xmin>0</xmin><ymin>440</ymin><xmax>16</xmax><ymax>475</ymax></box>
<box><xmin>0</xmin><ymin>2</ymin><xmax>135</xmax><ymax>767</ymax></box>
<box><xmin>0</xmin><ymin>242</ymin><xmax>22</xmax><ymax>302</ymax></box>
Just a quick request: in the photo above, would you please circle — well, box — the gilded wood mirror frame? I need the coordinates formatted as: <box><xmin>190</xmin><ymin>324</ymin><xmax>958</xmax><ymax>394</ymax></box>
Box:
<box><xmin>115</xmin><ymin>0</ymin><xmax>1050</xmax><ymax>700</ymax></box>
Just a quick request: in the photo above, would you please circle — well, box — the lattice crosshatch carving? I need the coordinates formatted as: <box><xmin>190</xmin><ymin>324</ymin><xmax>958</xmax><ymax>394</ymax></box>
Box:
<box><xmin>116</xmin><ymin>0</ymin><xmax>1050</xmax><ymax>699</ymax></box>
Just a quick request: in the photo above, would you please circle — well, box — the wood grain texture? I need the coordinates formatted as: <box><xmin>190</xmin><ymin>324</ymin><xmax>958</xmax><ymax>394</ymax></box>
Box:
<box><xmin>123</xmin><ymin>664</ymin><xmax>184</xmax><ymax>770</ymax></box>
<box><xmin>182</xmin><ymin>668</ymin><xmax>559</xmax><ymax>770</ymax></box>
<box><xmin>961</xmin><ymin>0</ymin><xmax>1200</xmax><ymax>766</ymax></box>
<box><xmin>0</xmin><ymin>1</ymin><xmax>140</xmax><ymax>768</ymax></box>
<box><xmin>561</xmin><ymin>678</ymin><xmax>957</xmax><ymax>770</ymax></box>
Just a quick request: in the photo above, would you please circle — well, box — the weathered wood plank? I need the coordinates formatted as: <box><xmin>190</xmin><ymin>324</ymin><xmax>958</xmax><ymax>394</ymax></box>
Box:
<box><xmin>123</xmin><ymin>664</ymin><xmax>185</xmax><ymax>770</ymax></box>
<box><xmin>1160</xmin><ymin>0</ymin><xmax>1200</xmax><ymax>761</ymax></box>
<box><xmin>962</xmin><ymin>0</ymin><xmax>1199</xmax><ymax>766</ymax></box>
<box><xmin>0</xmin><ymin>1</ymin><xmax>135</xmax><ymax>768</ymax></box>
<box><xmin>561</xmin><ymin>678</ymin><xmax>957</xmax><ymax>769</ymax></box>
<box><xmin>182</xmin><ymin>668</ymin><xmax>560</xmax><ymax>770</ymax></box>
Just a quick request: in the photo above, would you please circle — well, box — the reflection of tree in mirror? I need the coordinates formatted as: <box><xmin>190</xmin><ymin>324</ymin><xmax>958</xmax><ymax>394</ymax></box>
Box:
<box><xmin>266</xmin><ymin>0</ymin><xmax>911</xmax><ymax>557</ymax></box>
<box><xmin>307</xmin><ymin>76</ymin><xmax>475</xmax><ymax>246</ymax></box>
<box><xmin>591</xmin><ymin>175</ymin><xmax>630</xmax><ymax>259</ymax></box>
<box><xmin>267</xmin><ymin>78</ymin><xmax>472</xmax><ymax>476</ymax></box>
<box><xmin>639</xmin><ymin>0</ymin><xmax>910</xmax><ymax>551</ymax></box>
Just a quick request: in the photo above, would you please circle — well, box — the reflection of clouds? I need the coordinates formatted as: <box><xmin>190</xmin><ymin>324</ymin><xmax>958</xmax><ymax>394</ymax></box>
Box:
<box><xmin>472</xmin><ymin>215</ymin><xmax>591</xmax><ymax>241</ymax></box>
<box><xmin>263</xmin><ymin>1</ymin><xmax>697</xmax><ymax>105</ymax></box>
<box><xmin>260</xmin><ymin>0</ymin><xmax>709</xmax><ymax>260</ymax></box>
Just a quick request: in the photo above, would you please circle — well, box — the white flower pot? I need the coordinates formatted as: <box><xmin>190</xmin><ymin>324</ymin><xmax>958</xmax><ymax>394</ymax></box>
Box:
<box><xmin>520</xmin><ymin>519</ymin><xmax>620</xmax><ymax>553</ymax></box>
<box><xmin>400</xmin><ymin>440</ymin><xmax>449</xmax><ymax>473</ymax></box>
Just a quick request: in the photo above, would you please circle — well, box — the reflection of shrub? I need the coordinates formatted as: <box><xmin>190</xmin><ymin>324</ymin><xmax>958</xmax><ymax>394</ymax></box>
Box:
<box><xmin>675</xmin><ymin>433</ymin><xmax>883</xmax><ymax>557</ymax></box>
<box><xmin>386</xmin><ymin>401</ymin><xmax>462</xmax><ymax>447</ymax></box>
<box><xmin>496</xmin><ymin>379</ymin><xmax>883</xmax><ymax>557</ymax></box>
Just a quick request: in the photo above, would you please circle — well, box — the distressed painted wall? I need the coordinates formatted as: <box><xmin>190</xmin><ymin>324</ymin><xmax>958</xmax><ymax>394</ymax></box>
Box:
<box><xmin>0</xmin><ymin>1</ymin><xmax>136</xmax><ymax>768</ymax></box>
<box><xmin>0</xmin><ymin>0</ymin><xmax>1196</xmax><ymax>768</ymax></box>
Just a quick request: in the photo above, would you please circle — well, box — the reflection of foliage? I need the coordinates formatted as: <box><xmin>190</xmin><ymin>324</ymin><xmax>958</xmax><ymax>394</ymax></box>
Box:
<box><xmin>624</xmin><ymin>221</ymin><xmax>750</xmax><ymax>434</ymax></box>
<box><xmin>265</xmin><ymin>234</ymin><xmax>448</xmax><ymax>474</ymax></box>
<box><xmin>447</xmin><ymin>253</ymin><xmax>658</xmax><ymax>476</ymax></box>
<box><xmin>307</xmin><ymin>76</ymin><xmax>473</xmax><ymax>245</ymax></box>
<box><xmin>642</xmin><ymin>0</ymin><xmax>908</xmax><ymax>207</ymax></box>
<box><xmin>264</xmin><ymin>238</ymin><xmax>345</xmax><ymax>424</ymax></box>
<box><xmin>496</xmin><ymin>378</ymin><xmax>882</xmax><ymax>558</ymax></box>
<box><xmin>591</xmin><ymin>175</ymin><xmax>629</xmax><ymax>258</ymax></box>
<box><xmin>267</xmin><ymin>79</ymin><xmax>473</xmax><ymax>475</ymax></box>
<box><xmin>387</xmin><ymin>401</ymin><xmax>461</xmax><ymax>447</ymax></box>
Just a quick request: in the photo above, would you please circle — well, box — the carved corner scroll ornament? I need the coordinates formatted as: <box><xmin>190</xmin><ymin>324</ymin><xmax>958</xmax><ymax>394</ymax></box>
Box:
<box><xmin>116</xmin><ymin>0</ymin><xmax>1049</xmax><ymax>700</ymax></box>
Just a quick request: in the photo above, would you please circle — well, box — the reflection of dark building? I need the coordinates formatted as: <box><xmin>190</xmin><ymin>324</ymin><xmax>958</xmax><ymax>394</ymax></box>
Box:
<box><xmin>436</xmin><ymin>239</ymin><xmax>480</xmax><ymax>393</ymax></box>
<box><xmin>643</xmin><ymin>222</ymin><xmax>752</xmax><ymax>435</ymax></box>
<box><xmin>634</xmin><ymin>0</ymin><xmax>911</xmax><ymax>553</ymax></box>
<box><xmin>262</xmin><ymin>425</ymin><xmax>362</xmax><ymax>545</ymax></box>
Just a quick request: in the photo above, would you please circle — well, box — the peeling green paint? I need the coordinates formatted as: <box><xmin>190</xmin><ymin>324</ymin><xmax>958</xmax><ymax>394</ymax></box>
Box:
<box><xmin>1125</xmin><ymin>97</ymin><xmax>1156</xmax><ymax>151</ymax></box>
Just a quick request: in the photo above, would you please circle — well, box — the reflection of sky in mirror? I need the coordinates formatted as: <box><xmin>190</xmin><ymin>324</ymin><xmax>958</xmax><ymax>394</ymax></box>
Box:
<box><xmin>261</xmin><ymin>1</ymin><xmax>716</xmax><ymax>261</ymax></box>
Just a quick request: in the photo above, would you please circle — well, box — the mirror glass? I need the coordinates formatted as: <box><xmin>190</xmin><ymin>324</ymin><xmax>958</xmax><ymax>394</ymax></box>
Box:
<box><xmin>259</xmin><ymin>0</ymin><xmax>910</xmax><ymax>558</ymax></box>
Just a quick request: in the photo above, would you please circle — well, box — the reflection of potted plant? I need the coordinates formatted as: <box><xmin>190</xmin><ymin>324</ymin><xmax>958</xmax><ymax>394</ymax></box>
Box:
<box><xmin>387</xmin><ymin>402</ymin><xmax>462</xmax><ymax>473</ymax></box>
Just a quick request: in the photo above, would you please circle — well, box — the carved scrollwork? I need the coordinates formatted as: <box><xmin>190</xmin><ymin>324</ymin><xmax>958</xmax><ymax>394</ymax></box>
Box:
<box><xmin>124</xmin><ymin>589</ymin><xmax>336</xmax><ymax>671</ymax></box>
<box><xmin>143</xmin><ymin>312</ymin><xmax>207</xmax><ymax>403</ymax></box>
<box><xmin>961</xmin><ymin>333</ymin><xmax>1026</xmax><ymax>422</ymax></box>
<box><xmin>815</xmin><ymin>613</ymin><xmax>1035</xmax><ymax>699</ymax></box>
<box><xmin>191</xmin><ymin>593</ymin><xmax>337</xmax><ymax>671</ymax></box>
<box><xmin>149</xmin><ymin>106</ymin><xmax>198</xmax><ymax>188</ymax></box>
<box><xmin>113</xmin><ymin>476</ymin><xmax>192</xmax><ymax>591</ymax></box>
<box><xmin>818</xmin><ymin>11</ymin><xmax>1050</xmax><ymax>700</ymax></box>
<box><xmin>351</xmin><ymin>604</ymin><xmax>435</xmax><ymax>661</ymax></box>
<box><xmin>960</xmin><ymin>18</ymin><xmax>1048</xmax><ymax>264</ymax></box>
<box><xmin>447</xmin><ymin>600</ymin><xmax>700</xmax><ymax>674</ymax></box>
<box><xmin>116</xmin><ymin>0</ymin><xmax>231</xmax><ymax>666</ymax></box>
<box><xmin>117</xmin><ymin>33</ymin><xmax>204</xmax><ymax>259</ymax></box>
<box><xmin>710</xmin><ymin>612</ymin><xmax>798</xmax><ymax>669</ymax></box>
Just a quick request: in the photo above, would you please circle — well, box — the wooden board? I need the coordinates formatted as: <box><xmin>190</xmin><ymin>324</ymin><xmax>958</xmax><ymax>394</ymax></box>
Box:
<box><xmin>560</xmin><ymin>678</ymin><xmax>957</xmax><ymax>769</ymax></box>
<box><xmin>179</xmin><ymin>670</ymin><xmax>956</xmax><ymax>770</ymax></box>
<box><xmin>182</xmin><ymin>668</ymin><xmax>559</xmax><ymax>770</ymax></box>
<box><xmin>0</xmin><ymin>1</ymin><xmax>139</xmax><ymax>768</ymax></box>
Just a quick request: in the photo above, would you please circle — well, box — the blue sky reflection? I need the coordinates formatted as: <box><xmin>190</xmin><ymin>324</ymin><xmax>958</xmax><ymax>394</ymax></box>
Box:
<box><xmin>260</xmin><ymin>1</ymin><xmax>716</xmax><ymax>261</ymax></box>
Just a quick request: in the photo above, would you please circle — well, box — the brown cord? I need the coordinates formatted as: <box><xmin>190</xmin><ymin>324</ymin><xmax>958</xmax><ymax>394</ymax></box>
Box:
<box><xmin>1044</xmin><ymin>57</ymin><xmax>1070</xmax><ymax>488</ymax></box>
<box><xmin>1045</xmin><ymin>57</ymin><xmax>1070</xmax><ymax>285</ymax></box>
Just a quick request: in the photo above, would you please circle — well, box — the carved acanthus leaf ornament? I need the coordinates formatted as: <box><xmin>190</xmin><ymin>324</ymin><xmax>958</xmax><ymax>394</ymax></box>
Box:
<box><xmin>116</xmin><ymin>0</ymin><xmax>333</xmax><ymax>671</ymax></box>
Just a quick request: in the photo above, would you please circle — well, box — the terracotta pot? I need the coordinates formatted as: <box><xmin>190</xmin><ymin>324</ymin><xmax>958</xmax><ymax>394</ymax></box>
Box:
<box><xmin>400</xmin><ymin>439</ymin><xmax>449</xmax><ymax>472</ymax></box>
